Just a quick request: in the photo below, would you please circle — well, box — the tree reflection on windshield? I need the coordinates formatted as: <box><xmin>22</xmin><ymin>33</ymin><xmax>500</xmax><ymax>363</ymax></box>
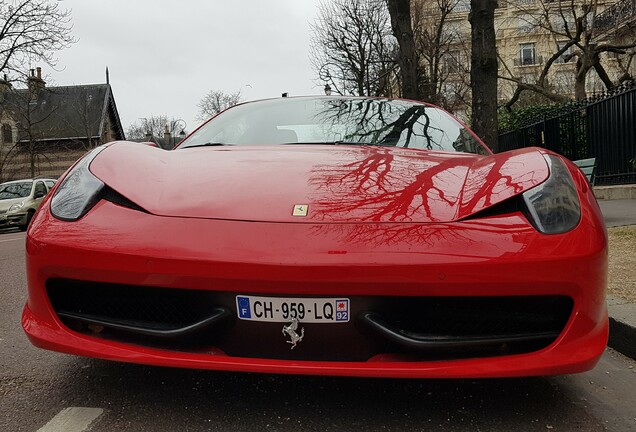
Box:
<box><xmin>180</xmin><ymin>97</ymin><xmax>489</xmax><ymax>155</ymax></box>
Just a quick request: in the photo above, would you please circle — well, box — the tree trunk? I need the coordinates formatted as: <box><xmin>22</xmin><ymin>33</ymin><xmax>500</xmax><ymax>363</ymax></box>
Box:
<box><xmin>469</xmin><ymin>0</ymin><xmax>498</xmax><ymax>152</ymax></box>
<box><xmin>386</xmin><ymin>0</ymin><xmax>420</xmax><ymax>100</ymax></box>
<box><xmin>30</xmin><ymin>144</ymin><xmax>36</xmax><ymax>177</ymax></box>
<box><xmin>574</xmin><ymin>57</ymin><xmax>589</xmax><ymax>101</ymax></box>
<box><xmin>574</xmin><ymin>79</ymin><xmax>587</xmax><ymax>101</ymax></box>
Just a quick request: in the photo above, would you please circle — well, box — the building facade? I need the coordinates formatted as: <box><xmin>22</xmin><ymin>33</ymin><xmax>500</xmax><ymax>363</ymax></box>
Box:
<box><xmin>430</xmin><ymin>0</ymin><xmax>636</xmax><ymax>111</ymax></box>
<box><xmin>0</xmin><ymin>68</ymin><xmax>125</xmax><ymax>182</ymax></box>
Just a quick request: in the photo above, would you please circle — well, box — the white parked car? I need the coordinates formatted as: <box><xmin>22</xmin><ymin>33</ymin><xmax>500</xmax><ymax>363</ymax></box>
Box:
<box><xmin>0</xmin><ymin>178</ymin><xmax>57</xmax><ymax>231</ymax></box>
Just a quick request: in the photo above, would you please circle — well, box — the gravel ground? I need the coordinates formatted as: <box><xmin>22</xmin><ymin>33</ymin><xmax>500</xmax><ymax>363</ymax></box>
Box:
<box><xmin>607</xmin><ymin>225</ymin><xmax>636</xmax><ymax>302</ymax></box>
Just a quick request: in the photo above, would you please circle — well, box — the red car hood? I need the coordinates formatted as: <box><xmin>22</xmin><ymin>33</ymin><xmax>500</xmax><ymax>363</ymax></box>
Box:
<box><xmin>89</xmin><ymin>142</ymin><xmax>549</xmax><ymax>223</ymax></box>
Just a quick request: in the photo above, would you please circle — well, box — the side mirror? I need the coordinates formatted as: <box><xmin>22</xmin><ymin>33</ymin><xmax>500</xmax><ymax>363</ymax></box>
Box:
<box><xmin>34</xmin><ymin>191</ymin><xmax>45</xmax><ymax>199</ymax></box>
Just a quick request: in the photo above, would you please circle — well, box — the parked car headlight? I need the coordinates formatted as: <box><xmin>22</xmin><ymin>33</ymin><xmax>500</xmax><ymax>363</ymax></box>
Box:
<box><xmin>8</xmin><ymin>202</ymin><xmax>24</xmax><ymax>212</ymax></box>
<box><xmin>50</xmin><ymin>147</ymin><xmax>106</xmax><ymax>221</ymax></box>
<box><xmin>522</xmin><ymin>155</ymin><xmax>581</xmax><ymax>234</ymax></box>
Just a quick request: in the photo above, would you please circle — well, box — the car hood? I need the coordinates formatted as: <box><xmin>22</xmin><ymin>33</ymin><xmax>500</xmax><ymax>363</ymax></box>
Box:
<box><xmin>0</xmin><ymin>197</ymin><xmax>24</xmax><ymax>212</ymax></box>
<box><xmin>89</xmin><ymin>142</ymin><xmax>549</xmax><ymax>223</ymax></box>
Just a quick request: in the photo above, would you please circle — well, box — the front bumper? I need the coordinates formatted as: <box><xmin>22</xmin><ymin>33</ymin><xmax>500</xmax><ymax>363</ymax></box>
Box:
<box><xmin>0</xmin><ymin>212</ymin><xmax>27</xmax><ymax>228</ymax></box>
<box><xmin>23</xmin><ymin>200</ymin><xmax>608</xmax><ymax>378</ymax></box>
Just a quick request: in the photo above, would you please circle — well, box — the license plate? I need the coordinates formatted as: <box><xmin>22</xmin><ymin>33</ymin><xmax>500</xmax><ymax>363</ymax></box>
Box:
<box><xmin>236</xmin><ymin>295</ymin><xmax>350</xmax><ymax>323</ymax></box>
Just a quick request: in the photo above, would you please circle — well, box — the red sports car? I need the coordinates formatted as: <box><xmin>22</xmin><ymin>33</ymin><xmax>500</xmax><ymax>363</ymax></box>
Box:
<box><xmin>22</xmin><ymin>96</ymin><xmax>608</xmax><ymax>378</ymax></box>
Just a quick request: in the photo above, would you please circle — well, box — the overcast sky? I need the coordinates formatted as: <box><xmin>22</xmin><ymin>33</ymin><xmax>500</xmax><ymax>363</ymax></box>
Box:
<box><xmin>45</xmin><ymin>0</ymin><xmax>322</xmax><ymax>135</ymax></box>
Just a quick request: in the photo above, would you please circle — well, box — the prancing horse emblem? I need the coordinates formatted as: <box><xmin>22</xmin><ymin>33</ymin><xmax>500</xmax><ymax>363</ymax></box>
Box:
<box><xmin>282</xmin><ymin>318</ymin><xmax>304</xmax><ymax>349</ymax></box>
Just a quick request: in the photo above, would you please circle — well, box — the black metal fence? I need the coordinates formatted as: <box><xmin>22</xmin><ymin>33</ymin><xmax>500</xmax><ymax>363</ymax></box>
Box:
<box><xmin>499</xmin><ymin>80</ymin><xmax>636</xmax><ymax>185</ymax></box>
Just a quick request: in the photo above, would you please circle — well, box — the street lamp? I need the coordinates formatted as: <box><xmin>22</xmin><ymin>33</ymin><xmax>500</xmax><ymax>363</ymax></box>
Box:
<box><xmin>170</xmin><ymin>119</ymin><xmax>187</xmax><ymax>147</ymax></box>
<box><xmin>324</xmin><ymin>84</ymin><xmax>332</xmax><ymax>96</ymax></box>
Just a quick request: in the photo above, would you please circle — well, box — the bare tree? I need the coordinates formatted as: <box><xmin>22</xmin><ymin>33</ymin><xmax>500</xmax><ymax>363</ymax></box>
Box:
<box><xmin>470</xmin><ymin>0</ymin><xmax>499</xmax><ymax>150</ymax></box>
<box><xmin>197</xmin><ymin>90</ymin><xmax>242</xmax><ymax>120</ymax></box>
<box><xmin>63</xmin><ymin>87</ymin><xmax>104</xmax><ymax>151</ymax></box>
<box><xmin>0</xmin><ymin>118</ymin><xmax>20</xmax><ymax>182</ymax></box>
<box><xmin>614</xmin><ymin>47</ymin><xmax>636</xmax><ymax>84</ymax></box>
<box><xmin>412</xmin><ymin>0</ymin><xmax>471</xmax><ymax>108</ymax></box>
<box><xmin>126</xmin><ymin>115</ymin><xmax>185</xmax><ymax>141</ymax></box>
<box><xmin>499</xmin><ymin>0</ymin><xmax>636</xmax><ymax>106</ymax></box>
<box><xmin>0</xmin><ymin>0</ymin><xmax>75</xmax><ymax>78</ymax></box>
<box><xmin>311</xmin><ymin>0</ymin><xmax>397</xmax><ymax>96</ymax></box>
<box><xmin>1</xmin><ymin>87</ymin><xmax>61</xmax><ymax>177</ymax></box>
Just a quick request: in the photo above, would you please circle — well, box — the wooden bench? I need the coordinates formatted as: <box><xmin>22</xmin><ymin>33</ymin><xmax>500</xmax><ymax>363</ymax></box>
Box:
<box><xmin>573</xmin><ymin>158</ymin><xmax>597</xmax><ymax>185</ymax></box>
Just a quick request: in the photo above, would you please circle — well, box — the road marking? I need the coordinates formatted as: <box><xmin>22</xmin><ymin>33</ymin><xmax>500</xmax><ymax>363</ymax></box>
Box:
<box><xmin>37</xmin><ymin>407</ymin><xmax>103</xmax><ymax>432</ymax></box>
<box><xmin>0</xmin><ymin>237</ymin><xmax>24</xmax><ymax>244</ymax></box>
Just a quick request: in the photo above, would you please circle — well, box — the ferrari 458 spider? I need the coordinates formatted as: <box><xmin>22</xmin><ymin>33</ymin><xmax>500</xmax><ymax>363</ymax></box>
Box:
<box><xmin>22</xmin><ymin>96</ymin><xmax>608</xmax><ymax>378</ymax></box>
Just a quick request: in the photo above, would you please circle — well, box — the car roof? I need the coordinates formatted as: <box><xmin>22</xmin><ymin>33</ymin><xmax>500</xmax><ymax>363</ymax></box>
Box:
<box><xmin>0</xmin><ymin>178</ymin><xmax>56</xmax><ymax>186</ymax></box>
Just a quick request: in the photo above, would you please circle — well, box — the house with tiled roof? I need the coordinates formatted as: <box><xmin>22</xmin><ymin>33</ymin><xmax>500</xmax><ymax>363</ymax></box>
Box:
<box><xmin>0</xmin><ymin>68</ymin><xmax>125</xmax><ymax>182</ymax></box>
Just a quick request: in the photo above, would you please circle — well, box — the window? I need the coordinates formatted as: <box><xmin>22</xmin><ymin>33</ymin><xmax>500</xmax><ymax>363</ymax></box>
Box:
<box><xmin>555</xmin><ymin>41</ymin><xmax>574</xmax><ymax>64</ymax></box>
<box><xmin>443</xmin><ymin>51</ymin><xmax>462</xmax><ymax>74</ymax></box>
<box><xmin>518</xmin><ymin>14</ymin><xmax>535</xmax><ymax>34</ymax></box>
<box><xmin>452</xmin><ymin>0</ymin><xmax>470</xmax><ymax>13</ymax></box>
<box><xmin>180</xmin><ymin>98</ymin><xmax>489</xmax><ymax>155</ymax></box>
<box><xmin>0</xmin><ymin>182</ymin><xmax>32</xmax><ymax>200</ymax></box>
<box><xmin>519</xmin><ymin>43</ymin><xmax>536</xmax><ymax>65</ymax></box>
<box><xmin>45</xmin><ymin>180</ymin><xmax>56</xmax><ymax>190</ymax></box>
<box><xmin>442</xmin><ymin>81</ymin><xmax>463</xmax><ymax>103</ymax></box>
<box><xmin>442</xmin><ymin>21</ymin><xmax>463</xmax><ymax>39</ymax></box>
<box><xmin>1</xmin><ymin>124</ymin><xmax>12</xmax><ymax>144</ymax></box>
<box><xmin>34</xmin><ymin>181</ymin><xmax>47</xmax><ymax>197</ymax></box>
<box><xmin>522</xmin><ymin>73</ymin><xmax>537</xmax><ymax>84</ymax></box>
<box><xmin>549</xmin><ymin>14</ymin><xmax>575</xmax><ymax>33</ymax></box>
<box><xmin>554</xmin><ymin>71</ymin><xmax>575</xmax><ymax>93</ymax></box>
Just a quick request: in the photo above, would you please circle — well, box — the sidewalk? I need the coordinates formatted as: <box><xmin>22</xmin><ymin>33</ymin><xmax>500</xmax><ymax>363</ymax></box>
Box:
<box><xmin>607</xmin><ymin>296</ymin><xmax>636</xmax><ymax>361</ymax></box>
<box><xmin>596</xmin><ymin>186</ymin><xmax>636</xmax><ymax>361</ymax></box>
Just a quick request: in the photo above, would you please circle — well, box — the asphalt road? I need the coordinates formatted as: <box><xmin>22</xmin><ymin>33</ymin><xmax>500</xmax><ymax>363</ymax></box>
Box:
<box><xmin>2</xmin><ymin>230</ymin><xmax>636</xmax><ymax>432</ymax></box>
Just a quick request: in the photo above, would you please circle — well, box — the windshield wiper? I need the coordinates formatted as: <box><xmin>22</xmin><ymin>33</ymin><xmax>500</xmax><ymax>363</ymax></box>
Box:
<box><xmin>181</xmin><ymin>142</ymin><xmax>233</xmax><ymax>149</ymax></box>
<box><xmin>283</xmin><ymin>141</ymin><xmax>376</xmax><ymax>146</ymax></box>
<box><xmin>329</xmin><ymin>141</ymin><xmax>396</xmax><ymax>147</ymax></box>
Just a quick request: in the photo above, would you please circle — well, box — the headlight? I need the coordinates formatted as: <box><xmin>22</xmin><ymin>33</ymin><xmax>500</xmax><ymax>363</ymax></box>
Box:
<box><xmin>50</xmin><ymin>146</ymin><xmax>106</xmax><ymax>221</ymax></box>
<box><xmin>522</xmin><ymin>155</ymin><xmax>581</xmax><ymax>234</ymax></box>
<box><xmin>8</xmin><ymin>202</ymin><xmax>24</xmax><ymax>212</ymax></box>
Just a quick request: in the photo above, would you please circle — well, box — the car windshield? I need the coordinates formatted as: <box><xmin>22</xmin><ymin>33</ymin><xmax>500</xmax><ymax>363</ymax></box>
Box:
<box><xmin>178</xmin><ymin>97</ymin><xmax>490</xmax><ymax>155</ymax></box>
<box><xmin>0</xmin><ymin>181</ymin><xmax>32</xmax><ymax>200</ymax></box>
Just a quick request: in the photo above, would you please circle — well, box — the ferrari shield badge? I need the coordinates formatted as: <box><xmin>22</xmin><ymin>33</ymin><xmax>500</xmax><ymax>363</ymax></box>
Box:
<box><xmin>292</xmin><ymin>204</ymin><xmax>308</xmax><ymax>217</ymax></box>
<box><xmin>282</xmin><ymin>318</ymin><xmax>304</xmax><ymax>349</ymax></box>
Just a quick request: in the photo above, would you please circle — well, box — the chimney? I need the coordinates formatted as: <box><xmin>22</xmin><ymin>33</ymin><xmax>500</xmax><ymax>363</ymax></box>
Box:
<box><xmin>0</xmin><ymin>74</ymin><xmax>13</xmax><ymax>102</ymax></box>
<box><xmin>0</xmin><ymin>74</ymin><xmax>12</xmax><ymax>98</ymax></box>
<box><xmin>163</xmin><ymin>125</ymin><xmax>171</xmax><ymax>149</ymax></box>
<box><xmin>28</xmin><ymin>67</ymin><xmax>46</xmax><ymax>100</ymax></box>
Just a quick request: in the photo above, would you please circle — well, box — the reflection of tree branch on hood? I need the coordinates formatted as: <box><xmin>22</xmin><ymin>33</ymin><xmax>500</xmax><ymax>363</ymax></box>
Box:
<box><xmin>312</xmin><ymin>149</ymin><xmax>467</xmax><ymax>222</ymax></box>
<box><xmin>311</xmin><ymin>148</ymin><xmax>535</xmax><ymax>224</ymax></box>
<box><xmin>461</xmin><ymin>155</ymin><xmax>538</xmax><ymax>214</ymax></box>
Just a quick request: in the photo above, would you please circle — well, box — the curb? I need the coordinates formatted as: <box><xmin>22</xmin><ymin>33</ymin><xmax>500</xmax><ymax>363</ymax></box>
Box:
<box><xmin>594</xmin><ymin>185</ymin><xmax>636</xmax><ymax>200</ymax></box>
<box><xmin>607</xmin><ymin>296</ymin><xmax>636</xmax><ymax>360</ymax></box>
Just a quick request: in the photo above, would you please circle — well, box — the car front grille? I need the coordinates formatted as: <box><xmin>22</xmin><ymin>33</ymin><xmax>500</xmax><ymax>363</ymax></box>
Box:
<box><xmin>47</xmin><ymin>278</ymin><xmax>574</xmax><ymax>362</ymax></box>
